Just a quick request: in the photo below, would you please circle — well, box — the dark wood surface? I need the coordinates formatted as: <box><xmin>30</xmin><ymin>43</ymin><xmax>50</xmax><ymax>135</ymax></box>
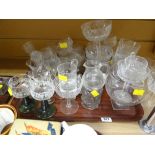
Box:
<box><xmin>10</xmin><ymin>89</ymin><xmax>144</xmax><ymax>122</ymax></box>
<box><xmin>0</xmin><ymin>92</ymin><xmax>11</xmax><ymax>104</ymax></box>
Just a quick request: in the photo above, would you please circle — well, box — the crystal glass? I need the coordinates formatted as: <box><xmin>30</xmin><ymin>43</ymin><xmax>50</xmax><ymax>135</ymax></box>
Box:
<box><xmin>28</xmin><ymin>69</ymin><xmax>56</xmax><ymax>119</ymax></box>
<box><xmin>86</xmin><ymin>42</ymin><xmax>113</xmax><ymax>64</ymax></box>
<box><xmin>56</xmin><ymin>37</ymin><xmax>84</xmax><ymax>69</ymax></box>
<box><xmin>23</xmin><ymin>41</ymin><xmax>35</xmax><ymax>54</ymax></box>
<box><xmin>54</xmin><ymin>59</ymin><xmax>82</xmax><ymax>115</ymax></box>
<box><xmin>57</xmin><ymin>59</ymin><xmax>78</xmax><ymax>92</ymax></box>
<box><xmin>81</xmin><ymin>20</ymin><xmax>112</xmax><ymax>63</ymax></box>
<box><xmin>23</xmin><ymin>41</ymin><xmax>43</xmax><ymax>70</ymax></box>
<box><xmin>23</xmin><ymin>42</ymin><xmax>43</xmax><ymax>68</ymax></box>
<box><xmin>117</xmin><ymin>54</ymin><xmax>150</xmax><ymax>84</ymax></box>
<box><xmin>81</xmin><ymin>60</ymin><xmax>109</xmax><ymax>110</ymax></box>
<box><xmin>8</xmin><ymin>74</ymin><xmax>35</xmax><ymax>113</ymax></box>
<box><xmin>113</xmin><ymin>39</ymin><xmax>141</xmax><ymax>64</ymax></box>
<box><xmin>41</xmin><ymin>47</ymin><xmax>61</xmax><ymax>78</ymax></box>
<box><xmin>103</xmin><ymin>35</ymin><xmax>117</xmax><ymax>47</ymax></box>
<box><xmin>81</xmin><ymin>20</ymin><xmax>112</xmax><ymax>42</ymax></box>
<box><xmin>56</xmin><ymin>37</ymin><xmax>73</xmax><ymax>58</ymax></box>
<box><xmin>105</xmin><ymin>64</ymin><xmax>148</xmax><ymax>109</ymax></box>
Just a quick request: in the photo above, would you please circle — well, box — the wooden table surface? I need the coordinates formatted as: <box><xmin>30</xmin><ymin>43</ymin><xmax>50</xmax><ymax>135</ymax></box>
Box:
<box><xmin>0</xmin><ymin>68</ymin><xmax>148</xmax><ymax>135</ymax></box>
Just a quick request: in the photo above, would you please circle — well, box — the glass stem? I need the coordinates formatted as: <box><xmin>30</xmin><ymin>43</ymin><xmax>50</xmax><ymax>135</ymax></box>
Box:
<box><xmin>96</xmin><ymin>41</ymin><xmax>101</xmax><ymax>61</ymax></box>
<box><xmin>66</xmin><ymin>98</ymin><xmax>72</xmax><ymax>108</ymax></box>
<box><xmin>42</xmin><ymin>100</ymin><xmax>48</xmax><ymax>112</ymax></box>
<box><xmin>122</xmin><ymin>82</ymin><xmax>128</xmax><ymax>94</ymax></box>
<box><xmin>23</xmin><ymin>96</ymin><xmax>29</xmax><ymax>106</ymax></box>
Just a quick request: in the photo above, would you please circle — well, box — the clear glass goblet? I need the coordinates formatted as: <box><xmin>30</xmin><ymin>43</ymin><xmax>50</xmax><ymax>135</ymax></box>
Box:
<box><xmin>28</xmin><ymin>70</ymin><xmax>56</xmax><ymax>119</ymax></box>
<box><xmin>8</xmin><ymin>74</ymin><xmax>35</xmax><ymax>113</ymax></box>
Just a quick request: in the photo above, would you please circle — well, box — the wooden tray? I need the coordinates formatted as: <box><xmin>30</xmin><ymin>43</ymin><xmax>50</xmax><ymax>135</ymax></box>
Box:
<box><xmin>10</xmin><ymin>90</ymin><xmax>144</xmax><ymax>122</ymax></box>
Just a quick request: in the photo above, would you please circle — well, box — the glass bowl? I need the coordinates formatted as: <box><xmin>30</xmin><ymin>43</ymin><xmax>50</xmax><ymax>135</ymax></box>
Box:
<box><xmin>81</xmin><ymin>20</ymin><xmax>112</xmax><ymax>42</ymax></box>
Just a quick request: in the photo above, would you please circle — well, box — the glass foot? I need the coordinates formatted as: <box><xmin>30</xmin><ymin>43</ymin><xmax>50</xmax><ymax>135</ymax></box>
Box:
<box><xmin>139</xmin><ymin>120</ymin><xmax>155</xmax><ymax>134</ymax></box>
<box><xmin>81</xmin><ymin>101</ymin><xmax>99</xmax><ymax>110</ymax></box>
<box><xmin>111</xmin><ymin>99</ymin><xmax>130</xmax><ymax>110</ymax></box>
<box><xmin>37</xmin><ymin>100</ymin><xmax>56</xmax><ymax>119</ymax></box>
<box><xmin>60</xmin><ymin>99</ymin><xmax>79</xmax><ymax>115</ymax></box>
<box><xmin>19</xmin><ymin>97</ymin><xmax>35</xmax><ymax>113</ymax></box>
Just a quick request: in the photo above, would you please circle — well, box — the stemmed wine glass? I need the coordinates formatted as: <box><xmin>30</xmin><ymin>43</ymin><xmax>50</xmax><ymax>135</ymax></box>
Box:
<box><xmin>81</xmin><ymin>20</ymin><xmax>112</xmax><ymax>62</ymax></box>
<box><xmin>28</xmin><ymin>68</ymin><xmax>56</xmax><ymax>119</ymax></box>
<box><xmin>8</xmin><ymin>74</ymin><xmax>35</xmax><ymax>113</ymax></box>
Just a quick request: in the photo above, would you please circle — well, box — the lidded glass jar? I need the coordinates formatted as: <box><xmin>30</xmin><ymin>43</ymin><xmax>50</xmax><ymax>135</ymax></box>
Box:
<box><xmin>105</xmin><ymin>55</ymin><xmax>150</xmax><ymax>110</ymax></box>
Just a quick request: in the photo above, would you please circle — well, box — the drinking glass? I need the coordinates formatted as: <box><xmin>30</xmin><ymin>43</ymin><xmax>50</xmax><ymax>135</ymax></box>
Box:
<box><xmin>113</xmin><ymin>39</ymin><xmax>141</xmax><ymax>64</ymax></box>
<box><xmin>81</xmin><ymin>20</ymin><xmax>112</xmax><ymax>62</ymax></box>
<box><xmin>28</xmin><ymin>69</ymin><xmax>56</xmax><ymax>119</ymax></box>
<box><xmin>117</xmin><ymin>54</ymin><xmax>150</xmax><ymax>84</ymax></box>
<box><xmin>8</xmin><ymin>74</ymin><xmax>35</xmax><ymax>113</ymax></box>
<box><xmin>86</xmin><ymin>42</ymin><xmax>113</xmax><ymax>64</ymax></box>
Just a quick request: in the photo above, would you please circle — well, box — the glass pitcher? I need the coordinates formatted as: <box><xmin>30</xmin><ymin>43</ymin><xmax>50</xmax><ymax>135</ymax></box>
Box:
<box><xmin>55</xmin><ymin>59</ymin><xmax>82</xmax><ymax>115</ymax></box>
<box><xmin>81</xmin><ymin>60</ymin><xmax>108</xmax><ymax>110</ymax></box>
<box><xmin>57</xmin><ymin>59</ymin><xmax>79</xmax><ymax>92</ymax></box>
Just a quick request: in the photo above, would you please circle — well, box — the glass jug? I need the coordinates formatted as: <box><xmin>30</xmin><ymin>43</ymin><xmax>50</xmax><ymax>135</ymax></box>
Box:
<box><xmin>55</xmin><ymin>59</ymin><xmax>82</xmax><ymax>115</ymax></box>
<box><xmin>81</xmin><ymin>60</ymin><xmax>108</xmax><ymax>110</ymax></box>
<box><xmin>57</xmin><ymin>59</ymin><xmax>79</xmax><ymax>92</ymax></box>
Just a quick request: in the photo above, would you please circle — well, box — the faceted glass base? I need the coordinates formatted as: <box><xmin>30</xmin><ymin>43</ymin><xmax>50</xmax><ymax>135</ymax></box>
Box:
<box><xmin>19</xmin><ymin>97</ymin><xmax>35</xmax><ymax>113</ymax></box>
<box><xmin>139</xmin><ymin>120</ymin><xmax>155</xmax><ymax>134</ymax></box>
<box><xmin>37</xmin><ymin>100</ymin><xmax>56</xmax><ymax>119</ymax></box>
<box><xmin>111</xmin><ymin>99</ymin><xmax>130</xmax><ymax>110</ymax></box>
<box><xmin>81</xmin><ymin>101</ymin><xmax>99</xmax><ymax>110</ymax></box>
<box><xmin>60</xmin><ymin>99</ymin><xmax>79</xmax><ymax>115</ymax></box>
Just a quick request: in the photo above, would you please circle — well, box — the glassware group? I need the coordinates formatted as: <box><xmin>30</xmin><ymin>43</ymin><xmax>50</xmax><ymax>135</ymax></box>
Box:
<box><xmin>5</xmin><ymin>20</ymin><xmax>155</xmax><ymax>134</ymax></box>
